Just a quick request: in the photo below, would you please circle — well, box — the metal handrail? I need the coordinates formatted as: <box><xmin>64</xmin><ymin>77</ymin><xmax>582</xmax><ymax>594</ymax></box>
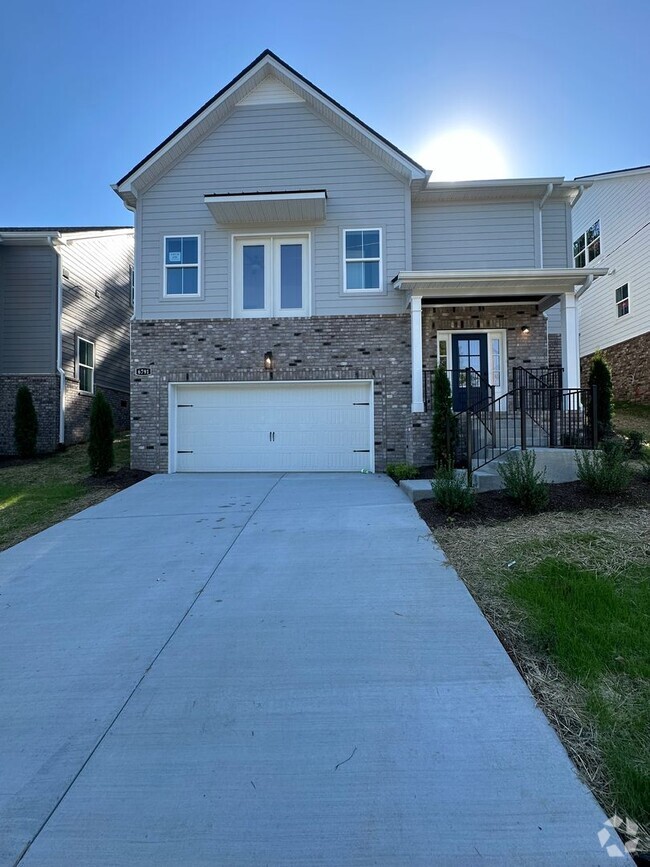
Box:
<box><xmin>423</xmin><ymin>366</ymin><xmax>493</xmax><ymax>411</ymax></box>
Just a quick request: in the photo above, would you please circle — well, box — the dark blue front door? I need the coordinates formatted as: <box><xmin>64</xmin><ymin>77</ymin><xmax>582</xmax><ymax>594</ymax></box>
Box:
<box><xmin>451</xmin><ymin>333</ymin><xmax>489</xmax><ymax>411</ymax></box>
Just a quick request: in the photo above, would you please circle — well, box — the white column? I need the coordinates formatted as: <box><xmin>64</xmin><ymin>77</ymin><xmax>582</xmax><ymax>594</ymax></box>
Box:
<box><xmin>411</xmin><ymin>295</ymin><xmax>424</xmax><ymax>412</ymax></box>
<box><xmin>560</xmin><ymin>291</ymin><xmax>580</xmax><ymax>389</ymax></box>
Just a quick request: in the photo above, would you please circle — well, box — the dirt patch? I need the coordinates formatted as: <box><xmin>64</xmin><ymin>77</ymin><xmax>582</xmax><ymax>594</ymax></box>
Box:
<box><xmin>416</xmin><ymin>476</ymin><xmax>650</xmax><ymax>529</ymax></box>
<box><xmin>85</xmin><ymin>467</ymin><xmax>151</xmax><ymax>490</ymax></box>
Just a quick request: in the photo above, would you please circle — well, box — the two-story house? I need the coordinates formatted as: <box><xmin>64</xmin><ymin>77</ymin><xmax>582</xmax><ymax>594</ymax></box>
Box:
<box><xmin>571</xmin><ymin>166</ymin><xmax>649</xmax><ymax>403</ymax></box>
<box><xmin>0</xmin><ymin>227</ymin><xmax>133</xmax><ymax>454</ymax></box>
<box><xmin>114</xmin><ymin>51</ymin><xmax>605</xmax><ymax>474</ymax></box>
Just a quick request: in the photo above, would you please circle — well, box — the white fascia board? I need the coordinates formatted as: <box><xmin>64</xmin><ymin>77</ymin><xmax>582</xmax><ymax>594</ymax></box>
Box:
<box><xmin>425</xmin><ymin>176</ymin><xmax>565</xmax><ymax>191</ymax></box>
<box><xmin>0</xmin><ymin>231</ymin><xmax>62</xmax><ymax>245</ymax></box>
<box><xmin>60</xmin><ymin>228</ymin><xmax>134</xmax><ymax>241</ymax></box>
<box><xmin>394</xmin><ymin>268</ymin><xmax>609</xmax><ymax>291</ymax></box>
<box><xmin>575</xmin><ymin>166</ymin><xmax>650</xmax><ymax>182</ymax></box>
<box><xmin>205</xmin><ymin>191</ymin><xmax>326</xmax><ymax>204</ymax></box>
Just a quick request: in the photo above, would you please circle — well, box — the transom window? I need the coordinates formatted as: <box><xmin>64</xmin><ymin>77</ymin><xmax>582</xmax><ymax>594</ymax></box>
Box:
<box><xmin>234</xmin><ymin>235</ymin><xmax>309</xmax><ymax>317</ymax></box>
<box><xmin>616</xmin><ymin>283</ymin><xmax>629</xmax><ymax>317</ymax></box>
<box><xmin>164</xmin><ymin>235</ymin><xmax>200</xmax><ymax>296</ymax></box>
<box><xmin>78</xmin><ymin>337</ymin><xmax>94</xmax><ymax>394</ymax></box>
<box><xmin>344</xmin><ymin>229</ymin><xmax>382</xmax><ymax>292</ymax></box>
<box><xmin>573</xmin><ymin>220</ymin><xmax>600</xmax><ymax>267</ymax></box>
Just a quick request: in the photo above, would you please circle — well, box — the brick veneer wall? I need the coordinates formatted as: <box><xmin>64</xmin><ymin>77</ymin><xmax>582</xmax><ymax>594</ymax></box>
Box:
<box><xmin>581</xmin><ymin>331</ymin><xmax>650</xmax><ymax>403</ymax></box>
<box><xmin>0</xmin><ymin>375</ymin><xmax>60</xmax><ymax>454</ymax></box>
<box><xmin>130</xmin><ymin>315</ymin><xmax>413</xmax><ymax>473</ymax></box>
<box><xmin>548</xmin><ymin>333</ymin><xmax>562</xmax><ymax>370</ymax></box>
<box><xmin>64</xmin><ymin>381</ymin><xmax>130</xmax><ymax>444</ymax></box>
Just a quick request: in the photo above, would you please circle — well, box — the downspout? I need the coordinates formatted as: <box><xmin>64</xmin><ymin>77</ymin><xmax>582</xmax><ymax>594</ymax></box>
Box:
<box><xmin>571</xmin><ymin>184</ymin><xmax>585</xmax><ymax>208</ymax></box>
<box><xmin>48</xmin><ymin>236</ymin><xmax>66</xmax><ymax>446</ymax></box>
<box><xmin>537</xmin><ymin>183</ymin><xmax>553</xmax><ymax>268</ymax></box>
<box><xmin>576</xmin><ymin>273</ymin><xmax>594</xmax><ymax>300</ymax></box>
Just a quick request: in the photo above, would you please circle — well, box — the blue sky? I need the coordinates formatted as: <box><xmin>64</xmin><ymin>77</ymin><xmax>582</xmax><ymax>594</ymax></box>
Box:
<box><xmin>1</xmin><ymin>0</ymin><xmax>648</xmax><ymax>226</ymax></box>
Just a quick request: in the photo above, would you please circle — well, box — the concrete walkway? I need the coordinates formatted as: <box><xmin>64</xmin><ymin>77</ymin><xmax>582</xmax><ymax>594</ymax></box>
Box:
<box><xmin>0</xmin><ymin>474</ymin><xmax>622</xmax><ymax>865</ymax></box>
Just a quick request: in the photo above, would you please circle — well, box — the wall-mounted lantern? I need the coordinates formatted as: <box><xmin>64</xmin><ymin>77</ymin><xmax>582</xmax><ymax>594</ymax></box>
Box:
<box><xmin>264</xmin><ymin>351</ymin><xmax>274</xmax><ymax>378</ymax></box>
<box><xmin>520</xmin><ymin>325</ymin><xmax>530</xmax><ymax>335</ymax></box>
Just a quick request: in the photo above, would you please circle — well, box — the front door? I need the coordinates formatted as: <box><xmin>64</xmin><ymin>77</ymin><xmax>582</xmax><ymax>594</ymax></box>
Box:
<box><xmin>451</xmin><ymin>333</ymin><xmax>489</xmax><ymax>411</ymax></box>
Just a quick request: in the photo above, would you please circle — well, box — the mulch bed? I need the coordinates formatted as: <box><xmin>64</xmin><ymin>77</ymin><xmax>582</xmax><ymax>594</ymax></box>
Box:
<box><xmin>416</xmin><ymin>477</ymin><xmax>650</xmax><ymax>529</ymax></box>
<box><xmin>84</xmin><ymin>467</ymin><xmax>151</xmax><ymax>490</ymax></box>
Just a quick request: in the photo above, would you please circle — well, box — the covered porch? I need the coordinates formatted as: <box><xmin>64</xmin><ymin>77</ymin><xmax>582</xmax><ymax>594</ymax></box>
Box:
<box><xmin>394</xmin><ymin>268</ymin><xmax>608</xmax><ymax>413</ymax></box>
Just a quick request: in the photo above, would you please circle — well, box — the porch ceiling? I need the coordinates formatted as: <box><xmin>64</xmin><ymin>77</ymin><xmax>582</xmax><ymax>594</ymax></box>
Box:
<box><xmin>393</xmin><ymin>268</ymin><xmax>609</xmax><ymax>298</ymax></box>
<box><xmin>204</xmin><ymin>190</ymin><xmax>327</xmax><ymax>225</ymax></box>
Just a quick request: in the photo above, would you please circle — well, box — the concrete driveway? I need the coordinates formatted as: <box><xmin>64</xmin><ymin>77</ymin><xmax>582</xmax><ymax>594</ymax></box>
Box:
<box><xmin>0</xmin><ymin>473</ymin><xmax>621</xmax><ymax>865</ymax></box>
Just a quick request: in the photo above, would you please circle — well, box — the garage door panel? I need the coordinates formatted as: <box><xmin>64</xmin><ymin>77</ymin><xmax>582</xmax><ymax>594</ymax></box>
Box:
<box><xmin>172</xmin><ymin>381</ymin><xmax>373</xmax><ymax>473</ymax></box>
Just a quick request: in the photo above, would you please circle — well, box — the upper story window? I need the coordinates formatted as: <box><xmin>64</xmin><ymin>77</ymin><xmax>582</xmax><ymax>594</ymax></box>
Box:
<box><xmin>616</xmin><ymin>283</ymin><xmax>629</xmax><ymax>317</ymax></box>
<box><xmin>77</xmin><ymin>337</ymin><xmax>94</xmax><ymax>394</ymax></box>
<box><xmin>164</xmin><ymin>235</ymin><xmax>200</xmax><ymax>296</ymax></box>
<box><xmin>344</xmin><ymin>229</ymin><xmax>382</xmax><ymax>292</ymax></box>
<box><xmin>234</xmin><ymin>234</ymin><xmax>309</xmax><ymax>318</ymax></box>
<box><xmin>573</xmin><ymin>220</ymin><xmax>600</xmax><ymax>267</ymax></box>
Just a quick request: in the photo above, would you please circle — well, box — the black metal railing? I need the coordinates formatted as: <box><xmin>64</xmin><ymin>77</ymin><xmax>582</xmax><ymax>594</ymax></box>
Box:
<box><xmin>423</xmin><ymin>367</ymin><xmax>494</xmax><ymax>412</ymax></box>
<box><xmin>513</xmin><ymin>366</ymin><xmax>563</xmax><ymax>409</ymax></box>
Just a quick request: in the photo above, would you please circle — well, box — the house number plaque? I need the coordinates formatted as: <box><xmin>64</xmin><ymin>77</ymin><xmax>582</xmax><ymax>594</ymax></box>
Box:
<box><xmin>135</xmin><ymin>367</ymin><xmax>152</xmax><ymax>376</ymax></box>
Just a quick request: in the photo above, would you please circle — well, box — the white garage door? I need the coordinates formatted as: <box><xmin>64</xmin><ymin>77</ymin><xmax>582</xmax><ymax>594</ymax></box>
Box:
<box><xmin>171</xmin><ymin>380</ymin><xmax>374</xmax><ymax>473</ymax></box>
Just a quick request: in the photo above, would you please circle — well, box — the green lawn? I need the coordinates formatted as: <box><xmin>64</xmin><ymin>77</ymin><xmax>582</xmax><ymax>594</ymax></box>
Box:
<box><xmin>0</xmin><ymin>435</ymin><xmax>131</xmax><ymax>552</ymax></box>
<box><xmin>435</xmin><ymin>504</ymin><xmax>650</xmax><ymax>844</ymax></box>
<box><xmin>614</xmin><ymin>401</ymin><xmax>650</xmax><ymax>441</ymax></box>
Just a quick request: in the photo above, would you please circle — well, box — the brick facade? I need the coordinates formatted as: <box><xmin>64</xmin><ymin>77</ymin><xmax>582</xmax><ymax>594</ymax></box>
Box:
<box><xmin>64</xmin><ymin>380</ymin><xmax>130</xmax><ymax>444</ymax></box>
<box><xmin>581</xmin><ymin>331</ymin><xmax>650</xmax><ymax>403</ymax></box>
<box><xmin>548</xmin><ymin>333</ymin><xmax>563</xmax><ymax>369</ymax></box>
<box><xmin>0</xmin><ymin>375</ymin><xmax>60</xmax><ymax>454</ymax></box>
<box><xmin>131</xmin><ymin>306</ymin><xmax>550</xmax><ymax>473</ymax></box>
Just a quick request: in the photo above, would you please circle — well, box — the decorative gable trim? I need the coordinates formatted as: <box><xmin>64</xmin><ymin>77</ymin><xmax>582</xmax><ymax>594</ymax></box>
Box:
<box><xmin>236</xmin><ymin>75</ymin><xmax>305</xmax><ymax>106</ymax></box>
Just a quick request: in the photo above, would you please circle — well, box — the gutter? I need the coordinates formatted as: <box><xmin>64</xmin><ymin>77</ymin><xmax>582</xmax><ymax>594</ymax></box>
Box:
<box><xmin>47</xmin><ymin>235</ymin><xmax>66</xmax><ymax>446</ymax></box>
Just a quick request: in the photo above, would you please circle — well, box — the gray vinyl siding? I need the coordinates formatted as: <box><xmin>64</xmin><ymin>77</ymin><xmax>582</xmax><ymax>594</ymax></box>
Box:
<box><xmin>137</xmin><ymin>101</ymin><xmax>409</xmax><ymax>319</ymax></box>
<box><xmin>0</xmin><ymin>245</ymin><xmax>57</xmax><ymax>374</ymax></box>
<box><xmin>411</xmin><ymin>200</ymin><xmax>537</xmax><ymax>270</ymax></box>
<box><xmin>60</xmin><ymin>234</ymin><xmax>133</xmax><ymax>393</ymax></box>
<box><xmin>541</xmin><ymin>201</ymin><xmax>570</xmax><ymax>267</ymax></box>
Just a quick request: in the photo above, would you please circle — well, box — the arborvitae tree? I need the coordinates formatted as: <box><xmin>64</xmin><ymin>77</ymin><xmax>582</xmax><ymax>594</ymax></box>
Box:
<box><xmin>88</xmin><ymin>390</ymin><xmax>115</xmax><ymax>476</ymax></box>
<box><xmin>14</xmin><ymin>385</ymin><xmax>39</xmax><ymax>458</ymax></box>
<box><xmin>588</xmin><ymin>351</ymin><xmax>613</xmax><ymax>438</ymax></box>
<box><xmin>431</xmin><ymin>366</ymin><xmax>456</xmax><ymax>471</ymax></box>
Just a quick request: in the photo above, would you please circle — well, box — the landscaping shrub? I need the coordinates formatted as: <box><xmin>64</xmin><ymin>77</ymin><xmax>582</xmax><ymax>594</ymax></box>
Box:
<box><xmin>88</xmin><ymin>390</ymin><xmax>115</xmax><ymax>476</ymax></box>
<box><xmin>431</xmin><ymin>365</ymin><xmax>456</xmax><ymax>471</ymax></box>
<box><xmin>14</xmin><ymin>385</ymin><xmax>39</xmax><ymax>458</ymax></box>
<box><xmin>588</xmin><ymin>351</ymin><xmax>613</xmax><ymax>438</ymax></box>
<box><xmin>623</xmin><ymin>429</ymin><xmax>644</xmax><ymax>458</ymax></box>
<box><xmin>576</xmin><ymin>443</ymin><xmax>632</xmax><ymax>495</ymax></box>
<box><xmin>431</xmin><ymin>468</ymin><xmax>476</xmax><ymax>514</ymax></box>
<box><xmin>640</xmin><ymin>459</ymin><xmax>650</xmax><ymax>483</ymax></box>
<box><xmin>386</xmin><ymin>462</ymin><xmax>419</xmax><ymax>482</ymax></box>
<box><xmin>496</xmin><ymin>450</ymin><xmax>549</xmax><ymax>512</ymax></box>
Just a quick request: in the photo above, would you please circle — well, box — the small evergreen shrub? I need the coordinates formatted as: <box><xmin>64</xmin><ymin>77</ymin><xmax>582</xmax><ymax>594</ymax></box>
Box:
<box><xmin>88</xmin><ymin>390</ymin><xmax>115</xmax><ymax>476</ymax></box>
<box><xmin>588</xmin><ymin>351</ymin><xmax>613</xmax><ymax>438</ymax></box>
<box><xmin>386</xmin><ymin>462</ymin><xmax>419</xmax><ymax>482</ymax></box>
<box><xmin>497</xmin><ymin>451</ymin><xmax>549</xmax><ymax>512</ymax></box>
<box><xmin>431</xmin><ymin>469</ymin><xmax>476</xmax><ymax>514</ymax></box>
<box><xmin>624</xmin><ymin>429</ymin><xmax>644</xmax><ymax>458</ymax></box>
<box><xmin>431</xmin><ymin>366</ymin><xmax>456</xmax><ymax>471</ymax></box>
<box><xmin>14</xmin><ymin>385</ymin><xmax>39</xmax><ymax>458</ymax></box>
<box><xmin>640</xmin><ymin>459</ymin><xmax>650</xmax><ymax>483</ymax></box>
<box><xmin>575</xmin><ymin>443</ymin><xmax>632</xmax><ymax>495</ymax></box>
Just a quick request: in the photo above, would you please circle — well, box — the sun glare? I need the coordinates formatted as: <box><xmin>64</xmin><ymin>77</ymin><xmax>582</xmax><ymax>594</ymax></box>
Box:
<box><xmin>416</xmin><ymin>129</ymin><xmax>510</xmax><ymax>182</ymax></box>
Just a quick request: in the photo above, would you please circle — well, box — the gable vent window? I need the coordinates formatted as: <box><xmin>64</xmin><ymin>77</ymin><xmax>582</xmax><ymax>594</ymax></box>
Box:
<box><xmin>573</xmin><ymin>220</ymin><xmax>600</xmax><ymax>267</ymax></box>
<box><xmin>616</xmin><ymin>283</ymin><xmax>629</xmax><ymax>318</ymax></box>
<box><xmin>344</xmin><ymin>229</ymin><xmax>382</xmax><ymax>292</ymax></box>
<box><xmin>164</xmin><ymin>235</ymin><xmax>200</xmax><ymax>296</ymax></box>
<box><xmin>78</xmin><ymin>337</ymin><xmax>95</xmax><ymax>394</ymax></box>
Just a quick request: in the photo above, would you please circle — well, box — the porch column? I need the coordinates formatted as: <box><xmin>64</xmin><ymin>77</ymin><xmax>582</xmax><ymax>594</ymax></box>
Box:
<box><xmin>410</xmin><ymin>295</ymin><xmax>425</xmax><ymax>412</ymax></box>
<box><xmin>560</xmin><ymin>291</ymin><xmax>580</xmax><ymax>389</ymax></box>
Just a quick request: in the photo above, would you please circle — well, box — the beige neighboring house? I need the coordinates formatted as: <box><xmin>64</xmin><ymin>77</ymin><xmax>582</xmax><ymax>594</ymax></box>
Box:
<box><xmin>0</xmin><ymin>227</ymin><xmax>134</xmax><ymax>454</ymax></box>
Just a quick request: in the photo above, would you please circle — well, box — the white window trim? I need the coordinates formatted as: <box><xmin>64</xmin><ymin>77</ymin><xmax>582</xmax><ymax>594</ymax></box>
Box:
<box><xmin>343</xmin><ymin>228</ymin><xmax>383</xmax><ymax>293</ymax></box>
<box><xmin>231</xmin><ymin>231</ymin><xmax>311</xmax><ymax>318</ymax></box>
<box><xmin>163</xmin><ymin>234</ymin><xmax>202</xmax><ymax>299</ymax></box>
<box><xmin>437</xmin><ymin>329</ymin><xmax>508</xmax><ymax>399</ymax></box>
<box><xmin>616</xmin><ymin>282</ymin><xmax>630</xmax><ymax>318</ymax></box>
<box><xmin>77</xmin><ymin>336</ymin><xmax>95</xmax><ymax>395</ymax></box>
<box><xmin>573</xmin><ymin>219</ymin><xmax>601</xmax><ymax>267</ymax></box>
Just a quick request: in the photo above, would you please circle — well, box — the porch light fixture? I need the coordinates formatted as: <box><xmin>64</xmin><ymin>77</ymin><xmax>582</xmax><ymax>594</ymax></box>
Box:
<box><xmin>520</xmin><ymin>325</ymin><xmax>530</xmax><ymax>335</ymax></box>
<box><xmin>264</xmin><ymin>351</ymin><xmax>274</xmax><ymax>378</ymax></box>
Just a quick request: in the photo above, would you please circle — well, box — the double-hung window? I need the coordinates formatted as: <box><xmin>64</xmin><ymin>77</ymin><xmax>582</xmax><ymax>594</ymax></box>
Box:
<box><xmin>344</xmin><ymin>229</ymin><xmax>382</xmax><ymax>292</ymax></box>
<box><xmin>78</xmin><ymin>337</ymin><xmax>94</xmax><ymax>394</ymax></box>
<box><xmin>234</xmin><ymin>235</ymin><xmax>309</xmax><ymax>317</ymax></box>
<box><xmin>164</xmin><ymin>235</ymin><xmax>200</xmax><ymax>296</ymax></box>
<box><xmin>573</xmin><ymin>220</ymin><xmax>600</xmax><ymax>267</ymax></box>
<box><xmin>616</xmin><ymin>283</ymin><xmax>629</xmax><ymax>317</ymax></box>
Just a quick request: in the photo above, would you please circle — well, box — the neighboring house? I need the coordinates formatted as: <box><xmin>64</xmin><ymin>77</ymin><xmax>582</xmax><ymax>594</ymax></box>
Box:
<box><xmin>113</xmin><ymin>50</ymin><xmax>605</xmax><ymax>474</ymax></box>
<box><xmin>0</xmin><ymin>227</ymin><xmax>134</xmax><ymax>454</ymax></box>
<box><xmin>571</xmin><ymin>166</ymin><xmax>648</xmax><ymax>402</ymax></box>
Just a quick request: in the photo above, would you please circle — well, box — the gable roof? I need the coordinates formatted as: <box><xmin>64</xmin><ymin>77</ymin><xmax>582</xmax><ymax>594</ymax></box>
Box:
<box><xmin>114</xmin><ymin>50</ymin><xmax>427</xmax><ymax>206</ymax></box>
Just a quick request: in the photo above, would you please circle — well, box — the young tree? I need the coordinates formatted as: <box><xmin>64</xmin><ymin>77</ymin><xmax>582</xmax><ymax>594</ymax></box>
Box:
<box><xmin>431</xmin><ymin>366</ymin><xmax>456</xmax><ymax>471</ymax></box>
<box><xmin>14</xmin><ymin>385</ymin><xmax>39</xmax><ymax>458</ymax></box>
<box><xmin>588</xmin><ymin>350</ymin><xmax>613</xmax><ymax>438</ymax></box>
<box><xmin>88</xmin><ymin>390</ymin><xmax>115</xmax><ymax>476</ymax></box>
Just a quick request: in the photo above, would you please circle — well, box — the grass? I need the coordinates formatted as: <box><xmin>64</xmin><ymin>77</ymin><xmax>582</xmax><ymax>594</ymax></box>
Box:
<box><xmin>614</xmin><ymin>401</ymin><xmax>650</xmax><ymax>441</ymax></box>
<box><xmin>0</xmin><ymin>435</ymin><xmax>131</xmax><ymax>552</ymax></box>
<box><xmin>435</xmin><ymin>505</ymin><xmax>650</xmax><ymax>847</ymax></box>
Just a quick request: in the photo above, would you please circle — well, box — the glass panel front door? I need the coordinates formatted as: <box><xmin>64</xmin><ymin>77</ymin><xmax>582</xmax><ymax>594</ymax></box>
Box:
<box><xmin>451</xmin><ymin>333</ymin><xmax>489</xmax><ymax>411</ymax></box>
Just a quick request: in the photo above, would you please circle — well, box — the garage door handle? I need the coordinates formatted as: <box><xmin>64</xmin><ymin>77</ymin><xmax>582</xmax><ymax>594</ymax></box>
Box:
<box><xmin>353</xmin><ymin>449</ymin><xmax>370</xmax><ymax>453</ymax></box>
<box><xmin>353</xmin><ymin>402</ymin><xmax>370</xmax><ymax>406</ymax></box>
<box><xmin>177</xmin><ymin>450</ymin><xmax>193</xmax><ymax>454</ymax></box>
